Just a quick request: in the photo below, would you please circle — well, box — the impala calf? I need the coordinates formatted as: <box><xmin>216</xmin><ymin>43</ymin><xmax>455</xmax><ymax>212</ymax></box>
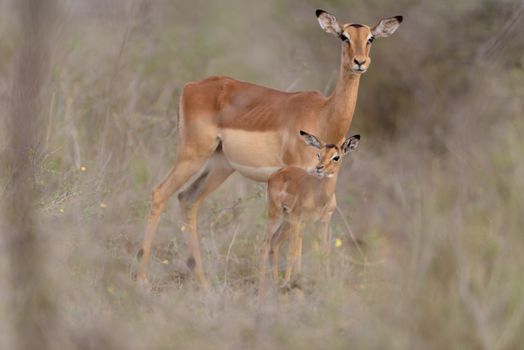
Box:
<box><xmin>262</xmin><ymin>131</ymin><xmax>360</xmax><ymax>289</ymax></box>
<box><xmin>137</xmin><ymin>9</ymin><xmax>401</xmax><ymax>288</ymax></box>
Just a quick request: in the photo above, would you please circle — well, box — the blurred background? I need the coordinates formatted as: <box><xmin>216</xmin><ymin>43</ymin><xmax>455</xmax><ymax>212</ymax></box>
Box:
<box><xmin>1</xmin><ymin>0</ymin><xmax>523</xmax><ymax>349</ymax></box>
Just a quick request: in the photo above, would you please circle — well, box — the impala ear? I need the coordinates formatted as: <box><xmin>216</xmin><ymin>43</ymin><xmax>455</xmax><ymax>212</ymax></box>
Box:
<box><xmin>342</xmin><ymin>135</ymin><xmax>360</xmax><ymax>155</ymax></box>
<box><xmin>371</xmin><ymin>16</ymin><xmax>403</xmax><ymax>38</ymax></box>
<box><xmin>300</xmin><ymin>130</ymin><xmax>322</xmax><ymax>149</ymax></box>
<box><xmin>316</xmin><ymin>9</ymin><xmax>343</xmax><ymax>37</ymax></box>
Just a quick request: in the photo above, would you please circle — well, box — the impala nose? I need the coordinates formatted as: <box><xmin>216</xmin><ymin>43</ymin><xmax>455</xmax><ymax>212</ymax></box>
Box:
<box><xmin>315</xmin><ymin>165</ymin><xmax>324</xmax><ymax>177</ymax></box>
<box><xmin>354</xmin><ymin>58</ymin><xmax>366</xmax><ymax>66</ymax></box>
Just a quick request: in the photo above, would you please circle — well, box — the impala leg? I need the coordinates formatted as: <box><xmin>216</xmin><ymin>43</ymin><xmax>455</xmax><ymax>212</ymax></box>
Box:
<box><xmin>318</xmin><ymin>216</ymin><xmax>332</xmax><ymax>255</ymax></box>
<box><xmin>177</xmin><ymin>149</ymin><xmax>234</xmax><ymax>289</ymax></box>
<box><xmin>137</xmin><ymin>156</ymin><xmax>210</xmax><ymax>285</ymax></box>
<box><xmin>317</xmin><ymin>217</ymin><xmax>332</xmax><ymax>277</ymax></box>
<box><xmin>319</xmin><ymin>195</ymin><xmax>337</xmax><ymax>254</ymax></box>
<box><xmin>315</xmin><ymin>198</ymin><xmax>336</xmax><ymax>278</ymax></box>
<box><xmin>294</xmin><ymin>221</ymin><xmax>304</xmax><ymax>276</ymax></box>
<box><xmin>258</xmin><ymin>203</ymin><xmax>280</xmax><ymax>299</ymax></box>
<box><xmin>270</xmin><ymin>221</ymin><xmax>290</xmax><ymax>283</ymax></box>
<box><xmin>283</xmin><ymin>221</ymin><xmax>301</xmax><ymax>285</ymax></box>
<box><xmin>137</xmin><ymin>136</ymin><xmax>219</xmax><ymax>286</ymax></box>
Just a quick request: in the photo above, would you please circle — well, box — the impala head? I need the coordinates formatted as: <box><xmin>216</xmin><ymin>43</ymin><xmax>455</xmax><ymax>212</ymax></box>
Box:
<box><xmin>316</xmin><ymin>9</ymin><xmax>402</xmax><ymax>74</ymax></box>
<box><xmin>300</xmin><ymin>130</ymin><xmax>360</xmax><ymax>178</ymax></box>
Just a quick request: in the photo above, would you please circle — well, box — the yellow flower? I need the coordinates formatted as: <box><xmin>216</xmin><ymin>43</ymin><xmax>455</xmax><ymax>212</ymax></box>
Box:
<box><xmin>59</xmin><ymin>208</ymin><xmax>65</xmax><ymax>213</ymax></box>
<box><xmin>162</xmin><ymin>259</ymin><xmax>169</xmax><ymax>265</ymax></box>
<box><xmin>106</xmin><ymin>285</ymin><xmax>115</xmax><ymax>295</ymax></box>
<box><xmin>100</xmin><ymin>202</ymin><xmax>107</xmax><ymax>209</ymax></box>
<box><xmin>80</xmin><ymin>165</ymin><xmax>87</xmax><ymax>172</ymax></box>
<box><xmin>335</xmin><ymin>238</ymin><xmax>343</xmax><ymax>248</ymax></box>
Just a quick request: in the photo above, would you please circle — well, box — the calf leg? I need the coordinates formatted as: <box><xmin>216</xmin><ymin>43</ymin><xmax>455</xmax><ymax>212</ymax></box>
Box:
<box><xmin>319</xmin><ymin>195</ymin><xmax>336</xmax><ymax>254</ymax></box>
<box><xmin>270</xmin><ymin>221</ymin><xmax>290</xmax><ymax>283</ymax></box>
<box><xmin>258</xmin><ymin>202</ymin><xmax>280</xmax><ymax>299</ymax></box>
<box><xmin>283</xmin><ymin>220</ymin><xmax>301</xmax><ymax>285</ymax></box>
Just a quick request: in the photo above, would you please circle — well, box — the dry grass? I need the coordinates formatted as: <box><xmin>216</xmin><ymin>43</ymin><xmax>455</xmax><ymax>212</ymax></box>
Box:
<box><xmin>1</xmin><ymin>0</ymin><xmax>524</xmax><ymax>349</ymax></box>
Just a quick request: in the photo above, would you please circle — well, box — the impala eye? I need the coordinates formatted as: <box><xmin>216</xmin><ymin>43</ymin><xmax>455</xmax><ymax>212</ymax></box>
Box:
<box><xmin>367</xmin><ymin>36</ymin><xmax>375</xmax><ymax>45</ymax></box>
<box><xmin>317</xmin><ymin>154</ymin><xmax>321</xmax><ymax>161</ymax></box>
<box><xmin>339</xmin><ymin>33</ymin><xmax>350</xmax><ymax>42</ymax></box>
<box><xmin>332</xmin><ymin>156</ymin><xmax>340</xmax><ymax>162</ymax></box>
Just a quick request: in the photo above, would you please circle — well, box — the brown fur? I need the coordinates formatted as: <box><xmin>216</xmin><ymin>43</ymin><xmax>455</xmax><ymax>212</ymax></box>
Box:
<box><xmin>259</xmin><ymin>134</ymin><xmax>359</xmax><ymax>292</ymax></box>
<box><xmin>137</xmin><ymin>11</ymin><xmax>401</xmax><ymax>289</ymax></box>
<box><xmin>267</xmin><ymin>166</ymin><xmax>337</xmax><ymax>286</ymax></box>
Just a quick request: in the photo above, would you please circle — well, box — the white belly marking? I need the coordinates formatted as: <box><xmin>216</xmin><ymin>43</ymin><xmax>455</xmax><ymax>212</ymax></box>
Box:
<box><xmin>220</xmin><ymin>129</ymin><xmax>285</xmax><ymax>181</ymax></box>
<box><xmin>229</xmin><ymin>162</ymin><xmax>281</xmax><ymax>182</ymax></box>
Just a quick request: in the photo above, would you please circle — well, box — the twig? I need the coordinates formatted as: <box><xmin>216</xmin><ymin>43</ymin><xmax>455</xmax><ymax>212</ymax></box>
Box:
<box><xmin>222</xmin><ymin>226</ymin><xmax>239</xmax><ymax>290</ymax></box>
<box><xmin>475</xmin><ymin>4</ymin><xmax>524</xmax><ymax>62</ymax></box>
<box><xmin>336</xmin><ymin>206</ymin><xmax>367</xmax><ymax>262</ymax></box>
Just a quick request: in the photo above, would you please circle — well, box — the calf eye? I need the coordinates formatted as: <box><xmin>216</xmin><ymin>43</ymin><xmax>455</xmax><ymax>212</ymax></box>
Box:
<box><xmin>332</xmin><ymin>156</ymin><xmax>340</xmax><ymax>162</ymax></box>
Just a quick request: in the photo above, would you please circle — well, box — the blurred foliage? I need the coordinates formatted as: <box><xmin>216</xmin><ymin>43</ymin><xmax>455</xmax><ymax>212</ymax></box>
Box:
<box><xmin>1</xmin><ymin>0</ymin><xmax>524</xmax><ymax>349</ymax></box>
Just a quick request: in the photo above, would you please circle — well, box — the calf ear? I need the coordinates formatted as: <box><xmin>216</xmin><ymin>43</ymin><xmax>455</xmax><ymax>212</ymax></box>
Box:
<box><xmin>300</xmin><ymin>130</ymin><xmax>322</xmax><ymax>149</ymax></box>
<box><xmin>342</xmin><ymin>135</ymin><xmax>360</xmax><ymax>154</ymax></box>
<box><xmin>316</xmin><ymin>9</ymin><xmax>343</xmax><ymax>37</ymax></box>
<box><xmin>371</xmin><ymin>16</ymin><xmax>403</xmax><ymax>38</ymax></box>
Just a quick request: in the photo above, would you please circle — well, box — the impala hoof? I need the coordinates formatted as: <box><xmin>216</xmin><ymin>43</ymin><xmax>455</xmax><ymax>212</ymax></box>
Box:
<box><xmin>186</xmin><ymin>256</ymin><xmax>196</xmax><ymax>271</ymax></box>
<box><xmin>136</xmin><ymin>248</ymin><xmax>144</xmax><ymax>261</ymax></box>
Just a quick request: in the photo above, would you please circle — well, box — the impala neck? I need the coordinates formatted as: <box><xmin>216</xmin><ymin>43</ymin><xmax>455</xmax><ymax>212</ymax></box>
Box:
<box><xmin>324</xmin><ymin>57</ymin><xmax>361</xmax><ymax>142</ymax></box>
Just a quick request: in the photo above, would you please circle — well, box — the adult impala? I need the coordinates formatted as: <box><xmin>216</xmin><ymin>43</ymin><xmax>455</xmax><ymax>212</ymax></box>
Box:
<box><xmin>137</xmin><ymin>10</ymin><xmax>402</xmax><ymax>288</ymax></box>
